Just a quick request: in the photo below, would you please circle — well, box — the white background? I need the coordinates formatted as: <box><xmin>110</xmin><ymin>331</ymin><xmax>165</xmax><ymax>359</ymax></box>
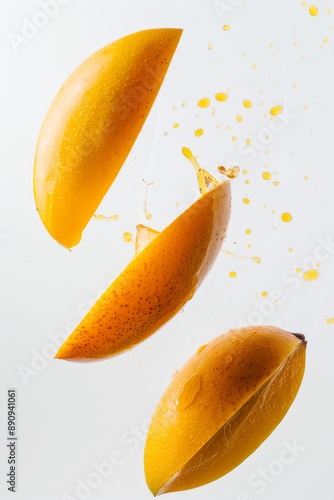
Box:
<box><xmin>1</xmin><ymin>0</ymin><xmax>334</xmax><ymax>499</ymax></box>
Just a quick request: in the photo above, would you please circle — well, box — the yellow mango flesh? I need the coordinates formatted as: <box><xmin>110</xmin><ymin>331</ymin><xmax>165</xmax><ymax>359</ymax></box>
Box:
<box><xmin>144</xmin><ymin>326</ymin><xmax>306</xmax><ymax>495</ymax></box>
<box><xmin>33</xmin><ymin>28</ymin><xmax>182</xmax><ymax>248</ymax></box>
<box><xmin>55</xmin><ymin>181</ymin><xmax>231</xmax><ymax>361</ymax></box>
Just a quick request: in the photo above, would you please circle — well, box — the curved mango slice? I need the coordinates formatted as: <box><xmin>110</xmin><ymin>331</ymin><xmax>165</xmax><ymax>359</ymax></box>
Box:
<box><xmin>33</xmin><ymin>28</ymin><xmax>182</xmax><ymax>248</ymax></box>
<box><xmin>55</xmin><ymin>180</ymin><xmax>231</xmax><ymax>361</ymax></box>
<box><xmin>144</xmin><ymin>325</ymin><xmax>306</xmax><ymax>495</ymax></box>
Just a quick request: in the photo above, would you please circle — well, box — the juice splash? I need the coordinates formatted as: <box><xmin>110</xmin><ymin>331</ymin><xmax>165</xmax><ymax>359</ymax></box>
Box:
<box><xmin>182</xmin><ymin>147</ymin><xmax>219</xmax><ymax>195</ymax></box>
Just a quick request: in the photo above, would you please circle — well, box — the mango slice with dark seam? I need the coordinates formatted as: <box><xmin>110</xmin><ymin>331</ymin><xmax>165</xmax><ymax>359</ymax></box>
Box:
<box><xmin>144</xmin><ymin>326</ymin><xmax>306</xmax><ymax>495</ymax></box>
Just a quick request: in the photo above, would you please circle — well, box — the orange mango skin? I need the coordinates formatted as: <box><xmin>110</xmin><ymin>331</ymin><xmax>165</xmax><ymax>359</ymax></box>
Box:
<box><xmin>33</xmin><ymin>28</ymin><xmax>182</xmax><ymax>248</ymax></box>
<box><xmin>55</xmin><ymin>181</ymin><xmax>231</xmax><ymax>361</ymax></box>
<box><xmin>144</xmin><ymin>326</ymin><xmax>306</xmax><ymax>495</ymax></box>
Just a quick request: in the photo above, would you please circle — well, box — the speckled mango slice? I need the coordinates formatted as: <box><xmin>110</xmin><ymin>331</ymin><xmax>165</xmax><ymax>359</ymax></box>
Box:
<box><xmin>55</xmin><ymin>180</ymin><xmax>231</xmax><ymax>361</ymax></box>
<box><xmin>33</xmin><ymin>28</ymin><xmax>182</xmax><ymax>248</ymax></box>
<box><xmin>144</xmin><ymin>325</ymin><xmax>306</xmax><ymax>495</ymax></box>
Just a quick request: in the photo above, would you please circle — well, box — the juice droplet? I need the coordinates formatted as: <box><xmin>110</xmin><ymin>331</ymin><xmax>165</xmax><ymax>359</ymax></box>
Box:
<box><xmin>218</xmin><ymin>165</ymin><xmax>240</xmax><ymax>179</ymax></box>
<box><xmin>243</xmin><ymin>169</ymin><xmax>248</xmax><ymax>175</ymax></box>
<box><xmin>175</xmin><ymin>373</ymin><xmax>202</xmax><ymax>411</ymax></box>
<box><xmin>326</xmin><ymin>318</ymin><xmax>334</xmax><ymax>324</ymax></box>
<box><xmin>273</xmin><ymin>181</ymin><xmax>280</xmax><ymax>186</ymax></box>
<box><xmin>229</xmin><ymin>271</ymin><xmax>237</xmax><ymax>278</ymax></box>
<box><xmin>135</xmin><ymin>224</ymin><xmax>160</xmax><ymax>255</ymax></box>
<box><xmin>197</xmin><ymin>97</ymin><xmax>210</xmax><ymax>108</ymax></box>
<box><xmin>309</xmin><ymin>5</ymin><xmax>319</xmax><ymax>16</ymax></box>
<box><xmin>303</xmin><ymin>269</ymin><xmax>319</xmax><ymax>281</ymax></box>
<box><xmin>252</xmin><ymin>63</ymin><xmax>258</xmax><ymax>69</ymax></box>
<box><xmin>173</xmin><ymin>123</ymin><xmax>179</xmax><ymax>129</ymax></box>
<box><xmin>94</xmin><ymin>214</ymin><xmax>119</xmax><ymax>220</ymax></box>
<box><xmin>123</xmin><ymin>232</ymin><xmax>133</xmax><ymax>243</ymax></box>
<box><xmin>246</xmin><ymin>138</ymin><xmax>252</xmax><ymax>145</ymax></box>
<box><xmin>281</xmin><ymin>212</ymin><xmax>292</xmax><ymax>222</ymax></box>
<box><xmin>243</xmin><ymin>99</ymin><xmax>253</xmax><ymax>108</ymax></box>
<box><xmin>236</xmin><ymin>115</ymin><xmax>243</xmax><ymax>122</ymax></box>
<box><xmin>182</xmin><ymin>147</ymin><xmax>218</xmax><ymax>195</ymax></box>
<box><xmin>270</xmin><ymin>105</ymin><xmax>283</xmax><ymax>116</ymax></box>
<box><xmin>196</xmin><ymin>344</ymin><xmax>207</xmax><ymax>355</ymax></box>
<box><xmin>262</xmin><ymin>291</ymin><xmax>268</xmax><ymax>297</ymax></box>
<box><xmin>296</xmin><ymin>267</ymin><xmax>302</xmax><ymax>274</ymax></box>
<box><xmin>223</xmin><ymin>24</ymin><xmax>231</xmax><ymax>31</ymax></box>
<box><xmin>301</xmin><ymin>1</ymin><xmax>307</xmax><ymax>6</ymax></box>
<box><xmin>243</xmin><ymin>197</ymin><xmax>250</xmax><ymax>204</ymax></box>
<box><xmin>194</xmin><ymin>128</ymin><xmax>204</xmax><ymax>137</ymax></box>
<box><xmin>225</xmin><ymin>354</ymin><xmax>234</xmax><ymax>365</ymax></box>
<box><xmin>324</xmin><ymin>37</ymin><xmax>329</xmax><ymax>43</ymax></box>
<box><xmin>288</xmin><ymin>247</ymin><xmax>294</xmax><ymax>252</ymax></box>
<box><xmin>215</xmin><ymin>92</ymin><xmax>229</xmax><ymax>102</ymax></box>
<box><xmin>143</xmin><ymin>180</ymin><xmax>153</xmax><ymax>220</ymax></box>
<box><xmin>222</xmin><ymin>249</ymin><xmax>260</xmax><ymax>264</ymax></box>
<box><xmin>232</xmin><ymin>136</ymin><xmax>237</xmax><ymax>142</ymax></box>
<box><xmin>262</xmin><ymin>171</ymin><xmax>272</xmax><ymax>180</ymax></box>
<box><xmin>245</xmin><ymin>228</ymin><xmax>252</xmax><ymax>235</ymax></box>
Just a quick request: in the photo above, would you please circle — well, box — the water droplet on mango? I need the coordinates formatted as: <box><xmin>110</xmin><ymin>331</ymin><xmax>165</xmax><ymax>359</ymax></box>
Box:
<box><xmin>175</xmin><ymin>373</ymin><xmax>202</xmax><ymax>411</ymax></box>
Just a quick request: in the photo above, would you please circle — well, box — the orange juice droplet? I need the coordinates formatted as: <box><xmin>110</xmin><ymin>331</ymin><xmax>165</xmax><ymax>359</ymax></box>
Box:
<box><xmin>252</xmin><ymin>256</ymin><xmax>261</xmax><ymax>264</ymax></box>
<box><xmin>223</xmin><ymin>24</ymin><xmax>231</xmax><ymax>31</ymax></box>
<box><xmin>326</xmin><ymin>318</ymin><xmax>334</xmax><ymax>324</ymax></box>
<box><xmin>229</xmin><ymin>271</ymin><xmax>237</xmax><ymax>278</ymax></box>
<box><xmin>196</xmin><ymin>344</ymin><xmax>207</xmax><ymax>355</ymax></box>
<box><xmin>194</xmin><ymin>128</ymin><xmax>204</xmax><ymax>137</ymax></box>
<box><xmin>262</xmin><ymin>291</ymin><xmax>268</xmax><ymax>297</ymax></box>
<box><xmin>281</xmin><ymin>212</ymin><xmax>292</xmax><ymax>222</ymax></box>
<box><xmin>182</xmin><ymin>147</ymin><xmax>218</xmax><ymax>195</ymax></box>
<box><xmin>243</xmin><ymin>197</ymin><xmax>250</xmax><ymax>204</ymax></box>
<box><xmin>123</xmin><ymin>232</ymin><xmax>133</xmax><ymax>243</ymax></box>
<box><xmin>270</xmin><ymin>105</ymin><xmax>283</xmax><ymax>116</ymax></box>
<box><xmin>175</xmin><ymin>373</ymin><xmax>202</xmax><ymax>411</ymax></box>
<box><xmin>245</xmin><ymin>228</ymin><xmax>252</xmax><ymax>235</ymax></box>
<box><xmin>243</xmin><ymin>99</ymin><xmax>253</xmax><ymax>108</ymax></box>
<box><xmin>218</xmin><ymin>165</ymin><xmax>240</xmax><ymax>179</ymax></box>
<box><xmin>173</xmin><ymin>123</ymin><xmax>179</xmax><ymax>129</ymax></box>
<box><xmin>215</xmin><ymin>92</ymin><xmax>229</xmax><ymax>102</ymax></box>
<box><xmin>303</xmin><ymin>269</ymin><xmax>319</xmax><ymax>281</ymax></box>
<box><xmin>94</xmin><ymin>214</ymin><xmax>119</xmax><ymax>220</ymax></box>
<box><xmin>197</xmin><ymin>97</ymin><xmax>210</xmax><ymax>108</ymax></box>
<box><xmin>262</xmin><ymin>171</ymin><xmax>272</xmax><ymax>180</ymax></box>
<box><xmin>236</xmin><ymin>115</ymin><xmax>243</xmax><ymax>122</ymax></box>
<box><xmin>309</xmin><ymin>5</ymin><xmax>319</xmax><ymax>16</ymax></box>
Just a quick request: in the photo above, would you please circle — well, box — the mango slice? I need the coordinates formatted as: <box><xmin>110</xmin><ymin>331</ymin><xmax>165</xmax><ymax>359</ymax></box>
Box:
<box><xmin>33</xmin><ymin>28</ymin><xmax>182</xmax><ymax>248</ymax></box>
<box><xmin>55</xmin><ymin>180</ymin><xmax>231</xmax><ymax>361</ymax></box>
<box><xmin>144</xmin><ymin>325</ymin><xmax>306</xmax><ymax>495</ymax></box>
